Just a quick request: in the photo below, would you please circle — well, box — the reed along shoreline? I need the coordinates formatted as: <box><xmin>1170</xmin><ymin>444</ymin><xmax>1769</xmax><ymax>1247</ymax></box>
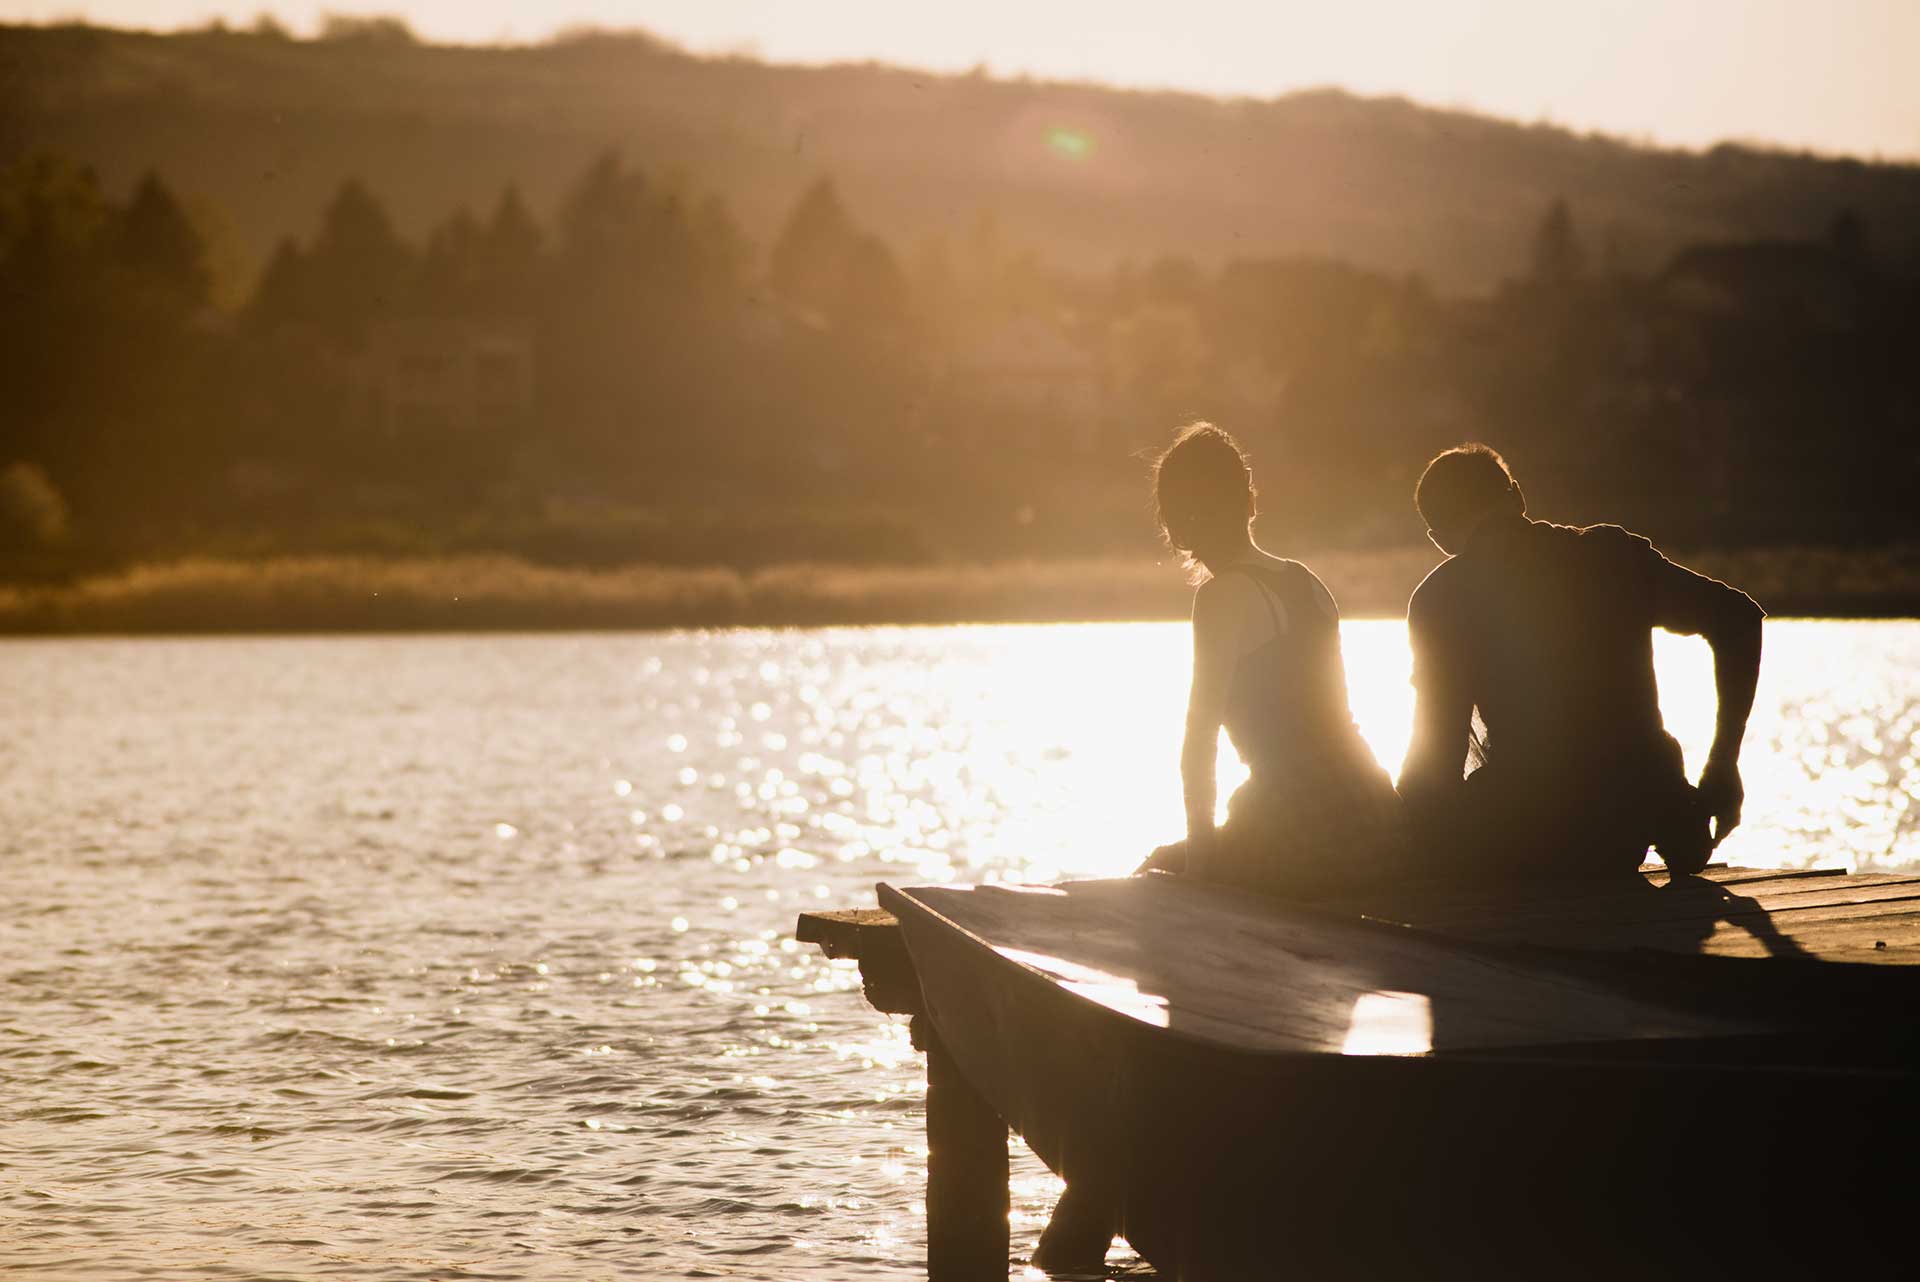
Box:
<box><xmin>3</xmin><ymin>546</ymin><xmax>1918</xmax><ymax>634</ymax></box>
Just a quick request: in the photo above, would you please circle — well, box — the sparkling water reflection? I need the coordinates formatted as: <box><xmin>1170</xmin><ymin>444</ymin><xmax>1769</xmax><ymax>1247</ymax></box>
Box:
<box><xmin>2</xmin><ymin>622</ymin><xmax>1914</xmax><ymax>1279</ymax></box>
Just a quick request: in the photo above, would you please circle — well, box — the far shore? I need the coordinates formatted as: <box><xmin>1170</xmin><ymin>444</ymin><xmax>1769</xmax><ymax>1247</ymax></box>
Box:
<box><xmin>2</xmin><ymin>546</ymin><xmax>1918</xmax><ymax>635</ymax></box>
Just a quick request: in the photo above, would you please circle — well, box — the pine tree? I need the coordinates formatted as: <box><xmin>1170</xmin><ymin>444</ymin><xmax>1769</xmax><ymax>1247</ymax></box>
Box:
<box><xmin>768</xmin><ymin>177</ymin><xmax>909</xmax><ymax>335</ymax></box>
<box><xmin>247</xmin><ymin>238</ymin><xmax>308</xmax><ymax>331</ymax></box>
<box><xmin>306</xmin><ymin>178</ymin><xmax>413</xmax><ymax>344</ymax></box>
<box><xmin>1529</xmin><ymin>197</ymin><xmax>1586</xmax><ymax>285</ymax></box>
<box><xmin>115</xmin><ymin>171</ymin><xmax>210</xmax><ymax>309</ymax></box>
<box><xmin>0</xmin><ymin>153</ymin><xmax>111</xmax><ymax>301</ymax></box>
<box><xmin>843</xmin><ymin>234</ymin><xmax>909</xmax><ymax>330</ymax></box>
<box><xmin>694</xmin><ymin>193</ymin><xmax>748</xmax><ymax>293</ymax></box>
<box><xmin>553</xmin><ymin>152</ymin><xmax>708</xmax><ymax>318</ymax></box>
<box><xmin>478</xmin><ymin>185</ymin><xmax>544</xmax><ymax>314</ymax></box>
<box><xmin>557</xmin><ymin>152</ymin><xmax>643</xmax><ymax>279</ymax></box>
<box><xmin>768</xmin><ymin>178</ymin><xmax>852</xmax><ymax>316</ymax></box>
<box><xmin>418</xmin><ymin>206</ymin><xmax>481</xmax><ymax>314</ymax></box>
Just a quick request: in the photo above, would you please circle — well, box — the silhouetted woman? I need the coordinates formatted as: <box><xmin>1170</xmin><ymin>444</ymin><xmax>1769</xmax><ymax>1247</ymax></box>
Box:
<box><xmin>1139</xmin><ymin>423</ymin><xmax>1404</xmax><ymax>896</ymax></box>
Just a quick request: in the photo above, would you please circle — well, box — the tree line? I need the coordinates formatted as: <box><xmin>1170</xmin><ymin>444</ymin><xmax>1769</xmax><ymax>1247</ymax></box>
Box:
<box><xmin>2</xmin><ymin>148</ymin><xmax>1916</xmax><ymax>582</ymax></box>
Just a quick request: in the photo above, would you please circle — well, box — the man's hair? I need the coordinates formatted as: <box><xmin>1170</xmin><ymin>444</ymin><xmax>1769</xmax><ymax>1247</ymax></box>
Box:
<box><xmin>1415</xmin><ymin>444</ymin><xmax>1516</xmax><ymax>533</ymax></box>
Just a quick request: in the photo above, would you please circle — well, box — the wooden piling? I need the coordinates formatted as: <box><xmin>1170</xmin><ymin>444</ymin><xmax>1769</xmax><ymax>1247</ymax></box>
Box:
<box><xmin>798</xmin><ymin>908</ymin><xmax>1011</xmax><ymax>1281</ymax></box>
<box><xmin>917</xmin><ymin>1016</ymin><xmax>1011</xmax><ymax>1281</ymax></box>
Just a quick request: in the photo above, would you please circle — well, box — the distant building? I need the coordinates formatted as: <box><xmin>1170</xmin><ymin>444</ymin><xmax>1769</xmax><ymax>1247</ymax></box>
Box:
<box><xmin>359</xmin><ymin>317</ymin><xmax>534</xmax><ymax>434</ymax></box>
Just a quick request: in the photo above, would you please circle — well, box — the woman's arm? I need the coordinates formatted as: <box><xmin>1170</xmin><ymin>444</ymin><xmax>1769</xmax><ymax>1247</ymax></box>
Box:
<box><xmin>1182</xmin><ymin>579</ymin><xmax>1243</xmax><ymax>853</ymax></box>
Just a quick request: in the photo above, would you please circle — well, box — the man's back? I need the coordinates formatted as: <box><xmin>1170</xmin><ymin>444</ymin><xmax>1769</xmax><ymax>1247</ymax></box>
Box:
<box><xmin>1410</xmin><ymin>516</ymin><xmax>1670</xmax><ymax>773</ymax></box>
<box><xmin>1404</xmin><ymin>512</ymin><xmax>1763</xmax><ymax>876</ymax></box>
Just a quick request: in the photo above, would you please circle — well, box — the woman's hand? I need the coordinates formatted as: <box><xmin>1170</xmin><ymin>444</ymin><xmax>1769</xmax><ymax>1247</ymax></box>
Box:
<box><xmin>1136</xmin><ymin>825</ymin><xmax>1221</xmax><ymax>876</ymax></box>
<box><xmin>1135</xmin><ymin>841</ymin><xmax>1188</xmax><ymax>876</ymax></box>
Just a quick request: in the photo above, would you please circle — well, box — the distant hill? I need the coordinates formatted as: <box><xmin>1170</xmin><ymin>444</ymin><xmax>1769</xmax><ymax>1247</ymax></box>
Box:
<box><xmin>4</xmin><ymin>22</ymin><xmax>1920</xmax><ymax>295</ymax></box>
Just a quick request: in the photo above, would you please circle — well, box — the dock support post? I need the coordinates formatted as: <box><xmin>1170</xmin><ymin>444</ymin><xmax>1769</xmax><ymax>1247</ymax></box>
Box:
<box><xmin>797</xmin><ymin>911</ymin><xmax>1011</xmax><ymax>1281</ymax></box>
<box><xmin>915</xmin><ymin>1014</ymin><xmax>1009</xmax><ymax>1281</ymax></box>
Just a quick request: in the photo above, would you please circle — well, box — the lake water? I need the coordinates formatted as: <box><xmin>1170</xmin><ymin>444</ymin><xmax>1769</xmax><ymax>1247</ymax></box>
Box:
<box><xmin>5</xmin><ymin>621</ymin><xmax>1917</xmax><ymax>1280</ymax></box>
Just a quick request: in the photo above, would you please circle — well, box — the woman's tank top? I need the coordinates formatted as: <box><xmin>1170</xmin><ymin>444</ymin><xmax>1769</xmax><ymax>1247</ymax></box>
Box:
<box><xmin>1218</xmin><ymin>560</ymin><xmax>1368</xmax><ymax>777</ymax></box>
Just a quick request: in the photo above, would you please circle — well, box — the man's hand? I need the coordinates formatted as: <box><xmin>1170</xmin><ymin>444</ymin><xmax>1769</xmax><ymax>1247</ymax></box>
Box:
<box><xmin>1698</xmin><ymin>757</ymin><xmax>1745</xmax><ymax>848</ymax></box>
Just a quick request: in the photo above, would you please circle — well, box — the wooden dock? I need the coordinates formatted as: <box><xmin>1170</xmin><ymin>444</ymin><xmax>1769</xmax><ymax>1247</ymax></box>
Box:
<box><xmin>797</xmin><ymin>864</ymin><xmax>1920</xmax><ymax>1280</ymax></box>
<box><xmin>1349</xmin><ymin>863</ymin><xmax>1920</xmax><ymax>961</ymax></box>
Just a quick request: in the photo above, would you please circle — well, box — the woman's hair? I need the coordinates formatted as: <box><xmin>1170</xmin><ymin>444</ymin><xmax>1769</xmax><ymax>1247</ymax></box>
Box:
<box><xmin>1151</xmin><ymin>422</ymin><xmax>1255</xmax><ymax>577</ymax></box>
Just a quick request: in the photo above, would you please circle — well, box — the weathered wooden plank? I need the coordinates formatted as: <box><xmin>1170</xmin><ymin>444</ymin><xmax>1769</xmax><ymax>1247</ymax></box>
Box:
<box><xmin>1377</xmin><ymin>881</ymin><xmax>1681</xmax><ymax>931</ymax></box>
<box><xmin>897</xmin><ymin>879</ymin><xmax>1760</xmax><ymax>1057</ymax></box>
<box><xmin>1507</xmin><ymin>909</ymin><xmax>1920</xmax><ymax>963</ymax></box>
<box><xmin>1731</xmin><ymin>895</ymin><xmax>1920</xmax><ymax>924</ymax></box>
<box><xmin>1647</xmin><ymin>866</ymin><xmax>1850</xmax><ymax>889</ymax></box>
<box><xmin>1704</xmin><ymin>927</ymin><xmax>1914</xmax><ymax>961</ymax></box>
<box><xmin>1728</xmin><ymin>875</ymin><xmax>1920</xmax><ymax>904</ymax></box>
<box><xmin>795</xmin><ymin>907</ymin><xmax>921</xmax><ymax>1013</ymax></box>
<box><xmin>1434</xmin><ymin>881</ymin><xmax>1920</xmax><ymax>943</ymax></box>
<box><xmin>1342</xmin><ymin>881</ymin><xmax>1654</xmax><ymax>930</ymax></box>
<box><xmin>1696</xmin><ymin>921</ymin><xmax>1920</xmax><ymax>962</ymax></box>
<box><xmin>1754</xmin><ymin>925</ymin><xmax>1914</xmax><ymax>959</ymax></box>
<box><xmin>1465</xmin><ymin>910</ymin><xmax>1920</xmax><ymax>956</ymax></box>
<box><xmin>1346</xmin><ymin>867</ymin><xmax>1848</xmax><ymax>932</ymax></box>
<box><xmin>1776</xmin><ymin>911</ymin><xmax>1920</xmax><ymax>940</ymax></box>
<box><xmin>795</xmin><ymin>907</ymin><xmax>899</xmax><ymax>958</ymax></box>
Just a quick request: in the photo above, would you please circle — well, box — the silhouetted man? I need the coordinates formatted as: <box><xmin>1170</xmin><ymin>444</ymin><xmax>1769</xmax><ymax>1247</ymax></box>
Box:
<box><xmin>1398</xmin><ymin>445</ymin><xmax>1764</xmax><ymax>879</ymax></box>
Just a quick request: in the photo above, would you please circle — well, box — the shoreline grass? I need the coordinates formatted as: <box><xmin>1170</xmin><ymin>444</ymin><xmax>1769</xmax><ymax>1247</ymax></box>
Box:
<box><xmin>1</xmin><ymin>546</ymin><xmax>1917</xmax><ymax>635</ymax></box>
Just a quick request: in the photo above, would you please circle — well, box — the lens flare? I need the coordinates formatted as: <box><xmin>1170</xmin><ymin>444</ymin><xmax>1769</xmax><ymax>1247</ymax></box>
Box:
<box><xmin>1045</xmin><ymin>126</ymin><xmax>1094</xmax><ymax>159</ymax></box>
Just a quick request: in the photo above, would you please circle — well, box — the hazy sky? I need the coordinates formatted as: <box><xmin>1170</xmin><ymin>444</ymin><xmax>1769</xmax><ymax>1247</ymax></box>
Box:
<box><xmin>12</xmin><ymin>1</ymin><xmax>1919</xmax><ymax>160</ymax></box>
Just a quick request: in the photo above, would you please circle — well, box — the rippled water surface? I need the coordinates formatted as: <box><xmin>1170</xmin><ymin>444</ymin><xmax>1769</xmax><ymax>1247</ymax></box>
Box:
<box><xmin>5</xmin><ymin>622</ymin><xmax>1917</xmax><ymax>1279</ymax></box>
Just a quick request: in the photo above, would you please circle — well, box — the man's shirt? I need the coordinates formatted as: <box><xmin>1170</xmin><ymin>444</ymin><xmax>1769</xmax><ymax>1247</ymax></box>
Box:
<box><xmin>1407</xmin><ymin>514</ymin><xmax>1760</xmax><ymax>788</ymax></box>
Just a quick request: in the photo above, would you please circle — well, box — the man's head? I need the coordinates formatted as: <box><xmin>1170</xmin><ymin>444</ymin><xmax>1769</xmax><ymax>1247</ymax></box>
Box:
<box><xmin>1415</xmin><ymin>444</ymin><xmax>1525</xmax><ymax>554</ymax></box>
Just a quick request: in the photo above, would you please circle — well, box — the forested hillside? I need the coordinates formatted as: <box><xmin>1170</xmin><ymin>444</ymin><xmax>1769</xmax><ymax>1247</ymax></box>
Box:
<box><xmin>4</xmin><ymin>21</ymin><xmax>1918</xmax><ymax>296</ymax></box>
<box><xmin>3</xmin><ymin>21</ymin><xmax>1917</xmax><ymax>622</ymax></box>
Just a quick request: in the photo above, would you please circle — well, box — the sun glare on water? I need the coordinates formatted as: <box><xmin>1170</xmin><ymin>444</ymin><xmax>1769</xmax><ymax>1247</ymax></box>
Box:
<box><xmin>934</xmin><ymin>619</ymin><xmax>1888</xmax><ymax>883</ymax></box>
<box><xmin>926</xmin><ymin>620</ymin><xmax>1418</xmax><ymax>881</ymax></box>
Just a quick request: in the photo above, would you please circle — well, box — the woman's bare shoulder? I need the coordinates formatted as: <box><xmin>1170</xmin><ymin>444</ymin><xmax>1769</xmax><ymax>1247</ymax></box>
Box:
<box><xmin>1275</xmin><ymin>556</ymin><xmax>1341</xmax><ymax>621</ymax></box>
<box><xmin>1191</xmin><ymin>568</ymin><xmax>1260</xmax><ymax>624</ymax></box>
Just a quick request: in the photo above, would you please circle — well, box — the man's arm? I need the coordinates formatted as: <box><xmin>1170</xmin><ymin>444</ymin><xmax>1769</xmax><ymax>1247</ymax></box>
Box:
<box><xmin>1398</xmin><ymin>591</ymin><xmax>1475</xmax><ymax>809</ymax></box>
<box><xmin>1651</xmin><ymin>554</ymin><xmax>1765</xmax><ymax>846</ymax></box>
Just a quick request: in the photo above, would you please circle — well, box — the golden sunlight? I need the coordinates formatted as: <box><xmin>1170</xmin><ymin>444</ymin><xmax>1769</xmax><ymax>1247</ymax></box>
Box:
<box><xmin>998</xmin><ymin>947</ymin><xmax>1172</xmax><ymax>1029</ymax></box>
